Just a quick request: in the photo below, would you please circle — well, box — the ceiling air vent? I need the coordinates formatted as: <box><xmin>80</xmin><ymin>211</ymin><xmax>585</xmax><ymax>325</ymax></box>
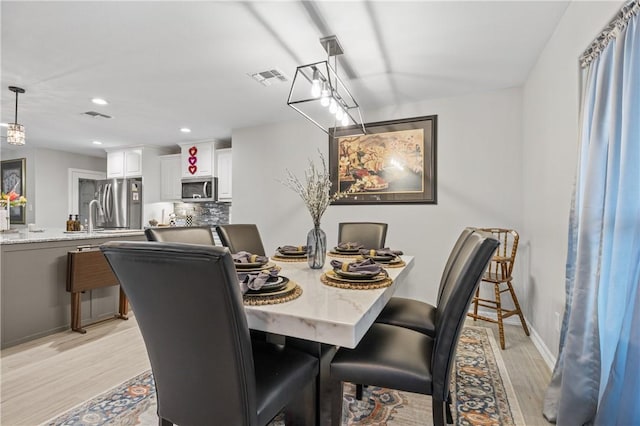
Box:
<box><xmin>83</xmin><ymin>111</ymin><xmax>112</xmax><ymax>119</ymax></box>
<box><xmin>249</xmin><ymin>68</ymin><xmax>289</xmax><ymax>86</ymax></box>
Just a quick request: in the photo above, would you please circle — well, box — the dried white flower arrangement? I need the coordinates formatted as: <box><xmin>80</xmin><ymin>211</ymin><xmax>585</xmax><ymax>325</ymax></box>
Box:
<box><xmin>281</xmin><ymin>151</ymin><xmax>343</xmax><ymax>226</ymax></box>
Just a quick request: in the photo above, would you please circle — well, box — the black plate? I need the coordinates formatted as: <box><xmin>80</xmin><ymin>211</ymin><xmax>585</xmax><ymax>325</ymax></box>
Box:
<box><xmin>333</xmin><ymin>268</ymin><xmax>381</xmax><ymax>279</ymax></box>
<box><xmin>276</xmin><ymin>251</ymin><xmax>307</xmax><ymax>257</ymax></box>
<box><xmin>325</xmin><ymin>270</ymin><xmax>388</xmax><ymax>283</ymax></box>
<box><xmin>334</xmin><ymin>247</ymin><xmax>361</xmax><ymax>253</ymax></box>
<box><xmin>246</xmin><ymin>276</ymin><xmax>289</xmax><ymax>293</ymax></box>
<box><xmin>362</xmin><ymin>254</ymin><xmax>397</xmax><ymax>262</ymax></box>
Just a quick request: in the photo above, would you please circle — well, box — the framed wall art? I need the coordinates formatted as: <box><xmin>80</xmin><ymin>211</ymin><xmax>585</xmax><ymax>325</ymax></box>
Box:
<box><xmin>1</xmin><ymin>158</ymin><xmax>26</xmax><ymax>224</ymax></box>
<box><xmin>329</xmin><ymin>115</ymin><xmax>437</xmax><ymax>205</ymax></box>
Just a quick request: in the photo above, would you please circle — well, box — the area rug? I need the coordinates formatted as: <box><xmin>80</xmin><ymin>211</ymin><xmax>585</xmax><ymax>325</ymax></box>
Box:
<box><xmin>43</xmin><ymin>326</ymin><xmax>524</xmax><ymax>426</ymax></box>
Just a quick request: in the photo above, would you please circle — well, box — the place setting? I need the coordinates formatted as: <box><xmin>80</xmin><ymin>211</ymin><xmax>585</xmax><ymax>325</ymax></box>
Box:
<box><xmin>321</xmin><ymin>258</ymin><xmax>393</xmax><ymax>290</ymax></box>
<box><xmin>272</xmin><ymin>244</ymin><xmax>308</xmax><ymax>262</ymax></box>
<box><xmin>328</xmin><ymin>241</ymin><xmax>365</xmax><ymax>258</ymax></box>
<box><xmin>233</xmin><ymin>251</ymin><xmax>302</xmax><ymax>305</ymax></box>
<box><xmin>357</xmin><ymin>247</ymin><xmax>406</xmax><ymax>268</ymax></box>
<box><xmin>232</xmin><ymin>251</ymin><xmax>277</xmax><ymax>272</ymax></box>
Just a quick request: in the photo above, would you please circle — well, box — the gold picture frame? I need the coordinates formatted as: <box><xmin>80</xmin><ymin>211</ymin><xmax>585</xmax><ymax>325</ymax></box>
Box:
<box><xmin>329</xmin><ymin>115</ymin><xmax>437</xmax><ymax>204</ymax></box>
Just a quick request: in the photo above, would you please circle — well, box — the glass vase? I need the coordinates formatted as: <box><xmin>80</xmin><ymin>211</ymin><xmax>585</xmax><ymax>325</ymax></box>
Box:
<box><xmin>306</xmin><ymin>224</ymin><xmax>327</xmax><ymax>269</ymax></box>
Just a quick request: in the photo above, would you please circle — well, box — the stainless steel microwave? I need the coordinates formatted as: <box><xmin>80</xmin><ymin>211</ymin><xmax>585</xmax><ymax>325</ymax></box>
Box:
<box><xmin>181</xmin><ymin>177</ymin><xmax>217</xmax><ymax>202</ymax></box>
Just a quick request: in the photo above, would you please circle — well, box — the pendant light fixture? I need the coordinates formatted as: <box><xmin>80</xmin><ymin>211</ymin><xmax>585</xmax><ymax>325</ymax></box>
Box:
<box><xmin>7</xmin><ymin>86</ymin><xmax>26</xmax><ymax>146</ymax></box>
<box><xmin>287</xmin><ymin>35</ymin><xmax>365</xmax><ymax>136</ymax></box>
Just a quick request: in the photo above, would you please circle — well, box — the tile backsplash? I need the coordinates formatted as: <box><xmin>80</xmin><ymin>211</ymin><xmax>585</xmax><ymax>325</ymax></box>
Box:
<box><xmin>173</xmin><ymin>202</ymin><xmax>230</xmax><ymax>227</ymax></box>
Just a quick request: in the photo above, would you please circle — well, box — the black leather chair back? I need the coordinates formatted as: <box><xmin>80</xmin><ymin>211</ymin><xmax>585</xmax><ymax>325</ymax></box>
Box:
<box><xmin>431</xmin><ymin>232</ymin><xmax>499</xmax><ymax>401</ymax></box>
<box><xmin>338</xmin><ymin>222</ymin><xmax>388</xmax><ymax>249</ymax></box>
<box><xmin>101</xmin><ymin>242</ymin><xmax>258</xmax><ymax>425</ymax></box>
<box><xmin>216</xmin><ymin>224</ymin><xmax>266</xmax><ymax>255</ymax></box>
<box><xmin>436</xmin><ymin>227</ymin><xmax>476</xmax><ymax>303</ymax></box>
<box><xmin>145</xmin><ymin>226</ymin><xmax>216</xmax><ymax>245</ymax></box>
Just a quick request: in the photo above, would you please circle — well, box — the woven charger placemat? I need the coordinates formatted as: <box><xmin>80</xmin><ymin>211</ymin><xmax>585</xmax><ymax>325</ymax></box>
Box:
<box><xmin>320</xmin><ymin>273</ymin><xmax>393</xmax><ymax>290</ymax></box>
<box><xmin>243</xmin><ymin>281</ymin><xmax>302</xmax><ymax>306</ymax></box>
<box><xmin>381</xmin><ymin>260</ymin><xmax>406</xmax><ymax>268</ymax></box>
<box><xmin>271</xmin><ymin>254</ymin><xmax>308</xmax><ymax>263</ymax></box>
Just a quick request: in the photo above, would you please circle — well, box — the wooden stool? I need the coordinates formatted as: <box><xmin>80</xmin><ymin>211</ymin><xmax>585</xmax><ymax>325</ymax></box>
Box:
<box><xmin>467</xmin><ymin>228</ymin><xmax>529</xmax><ymax>349</ymax></box>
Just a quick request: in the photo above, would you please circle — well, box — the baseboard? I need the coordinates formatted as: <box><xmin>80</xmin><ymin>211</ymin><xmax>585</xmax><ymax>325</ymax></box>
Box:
<box><xmin>528</xmin><ymin>323</ymin><xmax>556</xmax><ymax>371</ymax></box>
<box><xmin>474</xmin><ymin>308</ymin><xmax>557</xmax><ymax>371</ymax></box>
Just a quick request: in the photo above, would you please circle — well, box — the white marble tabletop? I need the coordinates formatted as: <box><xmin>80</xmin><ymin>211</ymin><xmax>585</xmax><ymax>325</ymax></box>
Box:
<box><xmin>245</xmin><ymin>255</ymin><xmax>414</xmax><ymax>348</ymax></box>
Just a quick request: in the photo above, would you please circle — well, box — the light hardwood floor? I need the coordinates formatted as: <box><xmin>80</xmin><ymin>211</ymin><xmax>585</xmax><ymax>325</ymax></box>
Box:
<box><xmin>1</xmin><ymin>316</ymin><xmax>552</xmax><ymax>425</ymax></box>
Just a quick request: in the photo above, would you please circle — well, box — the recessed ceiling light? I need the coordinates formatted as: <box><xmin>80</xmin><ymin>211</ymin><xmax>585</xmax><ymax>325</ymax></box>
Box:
<box><xmin>91</xmin><ymin>98</ymin><xmax>108</xmax><ymax>105</ymax></box>
<box><xmin>92</xmin><ymin>140</ymin><xmax>103</xmax><ymax>145</ymax></box>
<box><xmin>0</xmin><ymin>122</ymin><xmax>8</xmax><ymax>127</ymax></box>
<box><xmin>180</xmin><ymin>128</ymin><xmax>191</xmax><ymax>133</ymax></box>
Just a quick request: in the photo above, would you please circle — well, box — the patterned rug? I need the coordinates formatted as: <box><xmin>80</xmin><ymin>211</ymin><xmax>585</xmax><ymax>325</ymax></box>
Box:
<box><xmin>43</xmin><ymin>326</ymin><xmax>524</xmax><ymax>426</ymax></box>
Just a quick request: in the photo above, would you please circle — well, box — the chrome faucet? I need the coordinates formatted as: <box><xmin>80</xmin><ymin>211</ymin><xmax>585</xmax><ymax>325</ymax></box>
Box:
<box><xmin>88</xmin><ymin>199</ymin><xmax>102</xmax><ymax>233</ymax></box>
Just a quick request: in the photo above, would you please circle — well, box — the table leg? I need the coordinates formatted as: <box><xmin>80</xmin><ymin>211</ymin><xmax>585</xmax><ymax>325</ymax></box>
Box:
<box><xmin>70</xmin><ymin>292</ymin><xmax>86</xmax><ymax>334</ymax></box>
<box><xmin>117</xmin><ymin>288</ymin><xmax>129</xmax><ymax>320</ymax></box>
<box><xmin>287</xmin><ymin>337</ymin><xmax>338</xmax><ymax>426</ymax></box>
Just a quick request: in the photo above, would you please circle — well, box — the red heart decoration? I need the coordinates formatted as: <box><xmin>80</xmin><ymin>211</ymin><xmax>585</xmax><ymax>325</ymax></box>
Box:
<box><xmin>188</xmin><ymin>165</ymin><xmax>197</xmax><ymax>175</ymax></box>
<box><xmin>188</xmin><ymin>156</ymin><xmax>197</xmax><ymax>165</ymax></box>
<box><xmin>189</xmin><ymin>146</ymin><xmax>198</xmax><ymax>156</ymax></box>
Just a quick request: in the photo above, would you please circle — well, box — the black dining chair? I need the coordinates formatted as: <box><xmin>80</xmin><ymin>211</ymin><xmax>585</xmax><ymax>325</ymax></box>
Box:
<box><xmin>329</xmin><ymin>231</ymin><xmax>499</xmax><ymax>426</ymax></box>
<box><xmin>145</xmin><ymin>226</ymin><xmax>216</xmax><ymax>245</ymax></box>
<box><xmin>338</xmin><ymin>222</ymin><xmax>388</xmax><ymax>249</ymax></box>
<box><xmin>375</xmin><ymin>227</ymin><xmax>477</xmax><ymax>336</ymax></box>
<box><xmin>216</xmin><ymin>224</ymin><xmax>267</xmax><ymax>255</ymax></box>
<box><xmin>351</xmin><ymin>228</ymin><xmax>477</xmax><ymax>402</ymax></box>
<box><xmin>101</xmin><ymin>241</ymin><xmax>318</xmax><ymax>426</ymax></box>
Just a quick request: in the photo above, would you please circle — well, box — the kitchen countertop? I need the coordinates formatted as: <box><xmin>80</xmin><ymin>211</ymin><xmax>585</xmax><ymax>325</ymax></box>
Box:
<box><xmin>0</xmin><ymin>228</ymin><xmax>146</xmax><ymax>245</ymax></box>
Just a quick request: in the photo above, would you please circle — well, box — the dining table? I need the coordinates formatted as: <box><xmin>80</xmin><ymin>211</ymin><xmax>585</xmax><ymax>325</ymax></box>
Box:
<box><xmin>244</xmin><ymin>254</ymin><xmax>415</xmax><ymax>425</ymax></box>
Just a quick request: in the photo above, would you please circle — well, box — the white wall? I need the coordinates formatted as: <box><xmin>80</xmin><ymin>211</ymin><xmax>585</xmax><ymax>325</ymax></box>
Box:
<box><xmin>232</xmin><ymin>87</ymin><xmax>523</xmax><ymax>304</ymax></box>
<box><xmin>35</xmin><ymin>148</ymin><xmax>106</xmax><ymax>228</ymax></box>
<box><xmin>1</xmin><ymin>147</ymin><xmax>106</xmax><ymax>228</ymax></box>
<box><xmin>521</xmin><ymin>1</ymin><xmax>623</xmax><ymax>361</ymax></box>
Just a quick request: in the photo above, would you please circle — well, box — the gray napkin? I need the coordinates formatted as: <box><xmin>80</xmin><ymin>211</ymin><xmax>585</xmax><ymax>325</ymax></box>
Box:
<box><xmin>232</xmin><ymin>251</ymin><xmax>269</xmax><ymax>264</ymax></box>
<box><xmin>238</xmin><ymin>268</ymin><xmax>280</xmax><ymax>294</ymax></box>
<box><xmin>337</xmin><ymin>242</ymin><xmax>364</xmax><ymax>250</ymax></box>
<box><xmin>278</xmin><ymin>245</ymin><xmax>307</xmax><ymax>253</ymax></box>
<box><xmin>330</xmin><ymin>258</ymin><xmax>382</xmax><ymax>274</ymax></box>
<box><xmin>359</xmin><ymin>248</ymin><xmax>404</xmax><ymax>257</ymax></box>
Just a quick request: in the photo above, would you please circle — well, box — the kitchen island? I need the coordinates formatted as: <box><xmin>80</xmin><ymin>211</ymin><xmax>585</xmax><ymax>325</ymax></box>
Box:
<box><xmin>0</xmin><ymin>229</ymin><xmax>145</xmax><ymax>348</ymax></box>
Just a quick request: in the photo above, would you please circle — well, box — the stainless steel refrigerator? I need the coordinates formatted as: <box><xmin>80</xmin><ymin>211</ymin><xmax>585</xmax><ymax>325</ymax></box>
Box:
<box><xmin>94</xmin><ymin>178</ymin><xmax>143</xmax><ymax>229</ymax></box>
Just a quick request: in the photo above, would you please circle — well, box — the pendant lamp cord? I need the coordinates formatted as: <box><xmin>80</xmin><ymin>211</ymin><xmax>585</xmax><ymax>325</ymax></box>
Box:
<box><xmin>14</xmin><ymin>90</ymin><xmax>19</xmax><ymax>123</ymax></box>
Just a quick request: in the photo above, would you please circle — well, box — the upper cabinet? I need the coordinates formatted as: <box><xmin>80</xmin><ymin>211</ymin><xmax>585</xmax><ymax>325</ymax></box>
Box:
<box><xmin>105</xmin><ymin>145</ymin><xmax>175</xmax><ymax>206</ymax></box>
<box><xmin>180</xmin><ymin>142</ymin><xmax>215</xmax><ymax>178</ymax></box>
<box><xmin>107</xmin><ymin>149</ymin><xmax>142</xmax><ymax>178</ymax></box>
<box><xmin>216</xmin><ymin>148</ymin><xmax>232</xmax><ymax>201</ymax></box>
<box><xmin>159</xmin><ymin>154</ymin><xmax>182</xmax><ymax>201</ymax></box>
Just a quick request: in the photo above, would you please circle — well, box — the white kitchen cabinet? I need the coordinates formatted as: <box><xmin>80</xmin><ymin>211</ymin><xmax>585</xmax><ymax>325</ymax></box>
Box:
<box><xmin>180</xmin><ymin>142</ymin><xmax>214</xmax><ymax>178</ymax></box>
<box><xmin>216</xmin><ymin>148</ymin><xmax>232</xmax><ymax>201</ymax></box>
<box><xmin>160</xmin><ymin>154</ymin><xmax>182</xmax><ymax>200</ymax></box>
<box><xmin>107</xmin><ymin>149</ymin><xmax>142</xmax><ymax>178</ymax></box>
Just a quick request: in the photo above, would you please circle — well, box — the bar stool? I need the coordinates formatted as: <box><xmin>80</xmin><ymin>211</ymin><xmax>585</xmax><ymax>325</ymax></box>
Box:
<box><xmin>467</xmin><ymin>228</ymin><xmax>530</xmax><ymax>349</ymax></box>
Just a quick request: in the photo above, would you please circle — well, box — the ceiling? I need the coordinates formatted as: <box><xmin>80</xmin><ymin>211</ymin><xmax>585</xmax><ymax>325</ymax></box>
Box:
<box><xmin>1</xmin><ymin>1</ymin><xmax>569</xmax><ymax>158</ymax></box>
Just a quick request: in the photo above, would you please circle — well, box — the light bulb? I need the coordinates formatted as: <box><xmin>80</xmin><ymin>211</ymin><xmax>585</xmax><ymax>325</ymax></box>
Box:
<box><xmin>311</xmin><ymin>70</ymin><xmax>321</xmax><ymax>97</ymax></box>
<box><xmin>329</xmin><ymin>98</ymin><xmax>337</xmax><ymax>114</ymax></box>
<box><xmin>341</xmin><ymin>114</ymin><xmax>349</xmax><ymax>126</ymax></box>
<box><xmin>320</xmin><ymin>82</ymin><xmax>330</xmax><ymax>106</ymax></box>
<box><xmin>336</xmin><ymin>108</ymin><xmax>344</xmax><ymax>121</ymax></box>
